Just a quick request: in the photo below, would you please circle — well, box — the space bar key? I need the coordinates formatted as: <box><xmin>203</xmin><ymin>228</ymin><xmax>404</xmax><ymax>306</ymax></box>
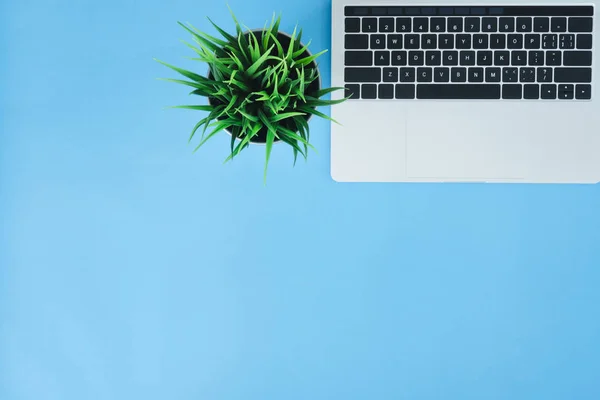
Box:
<box><xmin>417</xmin><ymin>84</ymin><xmax>501</xmax><ymax>99</ymax></box>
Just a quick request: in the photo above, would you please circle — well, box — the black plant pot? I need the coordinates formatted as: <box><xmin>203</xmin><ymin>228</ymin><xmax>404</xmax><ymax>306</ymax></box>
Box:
<box><xmin>207</xmin><ymin>30</ymin><xmax>321</xmax><ymax>144</ymax></box>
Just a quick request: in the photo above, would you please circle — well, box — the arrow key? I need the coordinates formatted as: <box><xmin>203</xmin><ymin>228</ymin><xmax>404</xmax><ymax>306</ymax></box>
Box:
<box><xmin>558</xmin><ymin>84</ymin><xmax>574</xmax><ymax>100</ymax></box>
<box><xmin>576</xmin><ymin>84</ymin><xmax>591</xmax><ymax>100</ymax></box>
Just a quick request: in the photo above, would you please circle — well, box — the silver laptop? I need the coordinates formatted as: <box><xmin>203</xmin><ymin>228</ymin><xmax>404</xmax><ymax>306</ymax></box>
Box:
<box><xmin>331</xmin><ymin>1</ymin><xmax>600</xmax><ymax>183</ymax></box>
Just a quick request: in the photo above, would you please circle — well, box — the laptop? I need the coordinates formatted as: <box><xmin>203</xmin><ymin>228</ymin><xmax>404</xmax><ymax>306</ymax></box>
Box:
<box><xmin>330</xmin><ymin>1</ymin><xmax>600</xmax><ymax>183</ymax></box>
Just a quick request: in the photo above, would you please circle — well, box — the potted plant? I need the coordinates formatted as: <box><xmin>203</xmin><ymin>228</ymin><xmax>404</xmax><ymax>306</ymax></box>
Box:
<box><xmin>156</xmin><ymin>10</ymin><xmax>347</xmax><ymax>182</ymax></box>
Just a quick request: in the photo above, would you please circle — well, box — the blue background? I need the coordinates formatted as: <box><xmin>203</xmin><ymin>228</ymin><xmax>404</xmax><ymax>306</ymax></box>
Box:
<box><xmin>2</xmin><ymin>0</ymin><xmax>600</xmax><ymax>399</ymax></box>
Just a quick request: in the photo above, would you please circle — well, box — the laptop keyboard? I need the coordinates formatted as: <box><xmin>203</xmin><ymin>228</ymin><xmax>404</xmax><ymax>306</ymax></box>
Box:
<box><xmin>343</xmin><ymin>6</ymin><xmax>594</xmax><ymax>100</ymax></box>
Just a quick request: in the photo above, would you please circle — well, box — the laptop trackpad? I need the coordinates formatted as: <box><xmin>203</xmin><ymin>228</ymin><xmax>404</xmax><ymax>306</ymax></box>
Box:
<box><xmin>406</xmin><ymin>106</ymin><xmax>526</xmax><ymax>181</ymax></box>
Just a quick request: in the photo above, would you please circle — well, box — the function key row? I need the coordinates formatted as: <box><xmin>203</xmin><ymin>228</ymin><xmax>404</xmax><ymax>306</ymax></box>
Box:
<box><xmin>345</xmin><ymin>6</ymin><xmax>594</xmax><ymax>17</ymax></box>
<box><xmin>345</xmin><ymin>16</ymin><xmax>594</xmax><ymax>33</ymax></box>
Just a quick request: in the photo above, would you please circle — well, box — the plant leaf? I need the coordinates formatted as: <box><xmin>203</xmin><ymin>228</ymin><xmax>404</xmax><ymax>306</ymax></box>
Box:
<box><xmin>246</xmin><ymin>45</ymin><xmax>275</xmax><ymax>77</ymax></box>
<box><xmin>170</xmin><ymin>105</ymin><xmax>214</xmax><ymax>111</ymax></box>
<box><xmin>270</xmin><ymin>112</ymin><xmax>306</xmax><ymax>122</ymax></box>
<box><xmin>207</xmin><ymin>17</ymin><xmax>237</xmax><ymax>42</ymax></box>
<box><xmin>312</xmin><ymin>87</ymin><xmax>345</xmax><ymax>98</ymax></box>
<box><xmin>194</xmin><ymin>119</ymin><xmax>235</xmax><ymax>152</ymax></box>
<box><xmin>299</xmin><ymin>106</ymin><xmax>340</xmax><ymax>124</ymax></box>
<box><xmin>293</xmin><ymin>49</ymin><xmax>327</xmax><ymax>67</ymax></box>
<box><xmin>154</xmin><ymin>59</ymin><xmax>207</xmax><ymax>83</ymax></box>
<box><xmin>264</xmin><ymin>127</ymin><xmax>275</xmax><ymax>184</ymax></box>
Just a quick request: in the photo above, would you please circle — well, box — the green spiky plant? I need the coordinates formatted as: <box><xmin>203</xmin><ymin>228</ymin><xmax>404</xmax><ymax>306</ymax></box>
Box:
<box><xmin>156</xmin><ymin>10</ymin><xmax>347</xmax><ymax>182</ymax></box>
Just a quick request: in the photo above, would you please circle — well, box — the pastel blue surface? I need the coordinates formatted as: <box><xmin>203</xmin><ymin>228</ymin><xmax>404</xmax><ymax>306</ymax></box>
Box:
<box><xmin>2</xmin><ymin>0</ymin><xmax>600</xmax><ymax>399</ymax></box>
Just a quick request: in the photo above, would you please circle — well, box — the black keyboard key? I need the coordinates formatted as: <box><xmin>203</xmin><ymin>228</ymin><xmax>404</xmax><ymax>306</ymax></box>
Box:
<box><xmin>465</xmin><ymin>17</ymin><xmax>481</xmax><ymax>32</ymax></box>
<box><xmin>542</xmin><ymin>34</ymin><xmax>557</xmax><ymax>49</ymax></box>
<box><xmin>486</xmin><ymin>67</ymin><xmax>501</xmax><ymax>82</ymax></box>
<box><xmin>460</xmin><ymin>51</ymin><xmax>476</xmax><ymax>66</ymax></box>
<box><xmin>421</xmin><ymin>7</ymin><xmax>436</xmax><ymax>16</ymax></box>
<box><xmin>379</xmin><ymin>84</ymin><xmax>394</xmax><ymax>99</ymax></box>
<box><xmin>499</xmin><ymin>17</ymin><xmax>515</xmax><ymax>32</ymax></box>
<box><xmin>396</xmin><ymin>18</ymin><xmax>411</xmax><ymax>32</ymax></box>
<box><xmin>345</xmin><ymin>18</ymin><xmax>360</xmax><ymax>33</ymax></box>
<box><xmin>439</xmin><ymin>35</ymin><xmax>454</xmax><ymax>49</ymax></box>
<box><xmin>422</xmin><ymin>34</ymin><xmax>437</xmax><ymax>49</ymax></box>
<box><xmin>471</xmin><ymin>7</ymin><xmax>486</xmax><ymax>16</ymax></box>
<box><xmin>404</xmin><ymin>35</ymin><xmax>420</xmax><ymax>49</ymax></box>
<box><xmin>541</xmin><ymin>84</ymin><xmax>557</xmax><ymax>99</ymax></box>
<box><xmin>490</xmin><ymin>34</ymin><xmax>506</xmax><ymax>49</ymax></box>
<box><xmin>517</xmin><ymin>17</ymin><xmax>533</xmax><ymax>32</ymax></box>
<box><xmin>426</xmin><ymin>51</ymin><xmax>442</xmax><ymax>66</ymax></box>
<box><xmin>413</xmin><ymin>18</ymin><xmax>429</xmax><ymax>32</ymax></box>
<box><xmin>362</xmin><ymin>84</ymin><xmax>377</xmax><ymax>99</ymax></box>
<box><xmin>430</xmin><ymin>18</ymin><xmax>446</xmax><ymax>32</ymax></box>
<box><xmin>520</xmin><ymin>67</ymin><xmax>536</xmax><ymax>82</ymax></box>
<box><xmin>576</xmin><ymin>84</ymin><xmax>592</xmax><ymax>100</ymax></box>
<box><xmin>534</xmin><ymin>17</ymin><xmax>550</xmax><ymax>33</ymax></box>
<box><xmin>537</xmin><ymin>67</ymin><xmax>553</xmax><ymax>83</ymax></box>
<box><xmin>443</xmin><ymin>51</ymin><xmax>459</xmax><ymax>66</ymax></box>
<box><xmin>417</xmin><ymin>67</ymin><xmax>433</xmax><ymax>82</ymax></box>
<box><xmin>371</xmin><ymin>35</ymin><xmax>386</xmax><ymax>49</ymax></box>
<box><xmin>523</xmin><ymin>84</ymin><xmax>540</xmax><ymax>99</ymax></box>
<box><xmin>494</xmin><ymin>51</ymin><xmax>510</xmax><ymax>66</ymax></box>
<box><xmin>345</xmin><ymin>34</ymin><xmax>369</xmax><ymax>49</ymax></box>
<box><xmin>379</xmin><ymin>18</ymin><xmax>395</xmax><ymax>33</ymax></box>
<box><xmin>503</xmin><ymin>67</ymin><xmax>518</xmax><ymax>82</ymax></box>
<box><xmin>375</xmin><ymin>51</ymin><xmax>390</xmax><ymax>66</ymax></box>
<box><xmin>434</xmin><ymin>67</ymin><xmax>450</xmax><ymax>82</ymax></box>
<box><xmin>387</xmin><ymin>35</ymin><xmax>403</xmax><ymax>49</ymax></box>
<box><xmin>563</xmin><ymin>51</ymin><xmax>592</xmax><ymax>66</ymax></box>
<box><xmin>577</xmin><ymin>34</ymin><xmax>593</xmax><ymax>49</ymax></box>
<box><xmin>546</xmin><ymin>51</ymin><xmax>562</xmax><ymax>66</ymax></box>
<box><xmin>477</xmin><ymin>51</ymin><xmax>493</xmax><ymax>66</ymax></box>
<box><xmin>395</xmin><ymin>84</ymin><xmax>415</xmax><ymax>99</ymax></box>
<box><xmin>482</xmin><ymin>17</ymin><xmax>498</xmax><ymax>32</ymax></box>
<box><xmin>568</xmin><ymin>17</ymin><xmax>593</xmax><ymax>33</ymax></box>
<box><xmin>529</xmin><ymin>50</ymin><xmax>544</xmax><ymax>66</ymax></box>
<box><xmin>383</xmin><ymin>67</ymin><xmax>399</xmax><ymax>82</ymax></box>
<box><xmin>507</xmin><ymin>34</ymin><xmax>524</xmax><ymax>49</ymax></box>
<box><xmin>400</xmin><ymin>67</ymin><xmax>416</xmax><ymax>82</ymax></box>
<box><xmin>502</xmin><ymin>84</ymin><xmax>522</xmax><ymax>99</ymax></box>
<box><xmin>456</xmin><ymin>34</ymin><xmax>472</xmax><ymax>49</ymax></box>
<box><xmin>392</xmin><ymin>51</ymin><xmax>407</xmax><ymax>66</ymax></box>
<box><xmin>525</xmin><ymin>34</ymin><xmax>541</xmax><ymax>49</ymax></box>
<box><xmin>345</xmin><ymin>67</ymin><xmax>381</xmax><ymax>83</ymax></box>
<box><xmin>448</xmin><ymin>17</ymin><xmax>463</xmax><ymax>32</ymax></box>
<box><xmin>559</xmin><ymin>34</ymin><xmax>575</xmax><ymax>49</ymax></box>
<box><xmin>405</xmin><ymin>7</ymin><xmax>420</xmax><ymax>15</ymax></box>
<box><xmin>408</xmin><ymin>51</ymin><xmax>424</xmax><ymax>66</ymax></box>
<box><xmin>362</xmin><ymin>18</ymin><xmax>378</xmax><ymax>33</ymax></box>
<box><xmin>345</xmin><ymin>84</ymin><xmax>360</xmax><ymax>99</ymax></box>
<box><xmin>551</xmin><ymin>17</ymin><xmax>567</xmax><ymax>32</ymax></box>
<box><xmin>455</xmin><ymin>7</ymin><xmax>469</xmax><ymax>15</ymax></box>
<box><xmin>345</xmin><ymin>51</ymin><xmax>373</xmax><ymax>66</ymax></box>
<box><xmin>417</xmin><ymin>84</ymin><xmax>501</xmax><ymax>99</ymax></box>
<box><xmin>469</xmin><ymin>67</ymin><xmax>484</xmax><ymax>82</ymax></box>
<box><xmin>489</xmin><ymin>7</ymin><xmax>503</xmax><ymax>16</ymax></box>
<box><xmin>451</xmin><ymin>67</ymin><xmax>467</xmax><ymax>82</ymax></box>
<box><xmin>512</xmin><ymin>51</ymin><xmax>527</xmax><ymax>65</ymax></box>
<box><xmin>558</xmin><ymin>84</ymin><xmax>575</xmax><ymax>99</ymax></box>
<box><xmin>473</xmin><ymin>34</ymin><xmax>488</xmax><ymax>49</ymax></box>
<box><xmin>554</xmin><ymin>68</ymin><xmax>592</xmax><ymax>83</ymax></box>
